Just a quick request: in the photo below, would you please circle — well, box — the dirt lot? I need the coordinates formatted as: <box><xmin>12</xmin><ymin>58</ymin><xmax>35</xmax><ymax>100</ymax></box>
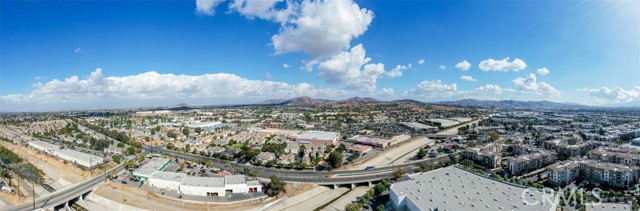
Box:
<box><xmin>346</xmin><ymin>136</ymin><xmax>433</xmax><ymax>169</ymax></box>
<box><xmin>0</xmin><ymin>189</ymin><xmax>27</xmax><ymax>206</ymax></box>
<box><xmin>0</xmin><ymin>141</ymin><xmax>90</xmax><ymax>184</ymax></box>
<box><xmin>95</xmin><ymin>181</ymin><xmax>267</xmax><ymax>211</ymax></box>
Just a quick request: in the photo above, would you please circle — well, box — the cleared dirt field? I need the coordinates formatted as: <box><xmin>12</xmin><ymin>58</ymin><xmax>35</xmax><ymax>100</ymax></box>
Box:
<box><xmin>0</xmin><ymin>141</ymin><xmax>90</xmax><ymax>184</ymax></box>
<box><xmin>95</xmin><ymin>181</ymin><xmax>267</xmax><ymax>211</ymax></box>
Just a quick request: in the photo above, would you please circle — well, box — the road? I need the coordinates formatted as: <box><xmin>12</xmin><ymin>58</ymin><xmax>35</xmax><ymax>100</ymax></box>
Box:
<box><xmin>149</xmin><ymin>145</ymin><xmax>454</xmax><ymax>185</ymax></box>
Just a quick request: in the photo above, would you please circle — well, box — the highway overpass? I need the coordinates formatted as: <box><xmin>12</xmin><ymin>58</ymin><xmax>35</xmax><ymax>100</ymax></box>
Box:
<box><xmin>5</xmin><ymin>146</ymin><xmax>454</xmax><ymax>211</ymax></box>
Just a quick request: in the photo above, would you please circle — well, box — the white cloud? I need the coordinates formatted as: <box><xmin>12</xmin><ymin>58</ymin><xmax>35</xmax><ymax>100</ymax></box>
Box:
<box><xmin>74</xmin><ymin>47</ymin><xmax>82</xmax><ymax>54</ymax></box>
<box><xmin>479</xmin><ymin>57</ymin><xmax>527</xmax><ymax>72</ymax></box>
<box><xmin>584</xmin><ymin>86</ymin><xmax>640</xmax><ymax>104</ymax></box>
<box><xmin>455</xmin><ymin>60</ymin><xmax>471</xmax><ymax>71</ymax></box>
<box><xmin>439</xmin><ymin>65</ymin><xmax>446</xmax><ymax>70</ymax></box>
<box><xmin>282</xmin><ymin>63</ymin><xmax>290</xmax><ymax>68</ymax></box>
<box><xmin>473</xmin><ymin>84</ymin><xmax>503</xmax><ymax>95</ymax></box>
<box><xmin>386</xmin><ymin>64</ymin><xmax>411</xmax><ymax>78</ymax></box>
<box><xmin>0</xmin><ymin>68</ymin><xmax>354</xmax><ymax>112</ymax></box>
<box><xmin>317</xmin><ymin>44</ymin><xmax>385</xmax><ymax>91</ymax></box>
<box><xmin>265</xmin><ymin>72</ymin><xmax>273</xmax><ymax>79</ymax></box>
<box><xmin>380</xmin><ymin>88</ymin><xmax>394</xmax><ymax>95</ymax></box>
<box><xmin>417</xmin><ymin>59</ymin><xmax>425</xmax><ymax>65</ymax></box>
<box><xmin>537</xmin><ymin>67</ymin><xmax>550</xmax><ymax>76</ymax></box>
<box><xmin>270</xmin><ymin>0</ymin><xmax>374</xmax><ymax>57</ymax></box>
<box><xmin>460</xmin><ymin>75</ymin><xmax>478</xmax><ymax>82</ymax></box>
<box><xmin>196</xmin><ymin>0</ymin><xmax>225</xmax><ymax>16</ymax></box>
<box><xmin>228</xmin><ymin>0</ymin><xmax>285</xmax><ymax>20</ymax></box>
<box><xmin>404</xmin><ymin>80</ymin><xmax>457</xmax><ymax>98</ymax></box>
<box><xmin>512</xmin><ymin>73</ymin><xmax>560</xmax><ymax>97</ymax></box>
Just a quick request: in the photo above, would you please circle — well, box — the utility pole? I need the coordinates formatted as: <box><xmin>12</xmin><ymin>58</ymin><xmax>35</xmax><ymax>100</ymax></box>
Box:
<box><xmin>32</xmin><ymin>181</ymin><xmax>35</xmax><ymax>210</ymax></box>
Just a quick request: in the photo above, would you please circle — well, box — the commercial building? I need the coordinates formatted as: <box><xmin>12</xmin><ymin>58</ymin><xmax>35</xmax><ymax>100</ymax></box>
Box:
<box><xmin>178</xmin><ymin>175</ymin><xmax>261</xmax><ymax>197</ymax></box>
<box><xmin>462</xmin><ymin>143</ymin><xmax>502</xmax><ymax>169</ymax></box>
<box><xmin>398</xmin><ymin>122</ymin><xmax>438</xmax><ymax>133</ymax></box>
<box><xmin>179</xmin><ymin>176</ymin><xmax>225</xmax><ymax>196</ymax></box>
<box><xmin>346</xmin><ymin>144</ymin><xmax>372</xmax><ymax>154</ymax></box>
<box><xmin>350</xmin><ymin>135</ymin><xmax>393</xmax><ymax>148</ymax></box>
<box><xmin>133</xmin><ymin>158</ymin><xmax>170</xmax><ymax>179</ymax></box>
<box><xmin>287</xmin><ymin>131</ymin><xmax>340</xmax><ymax>146</ymax></box>
<box><xmin>390</xmin><ymin>166</ymin><xmax>558</xmax><ymax>211</ymax></box>
<box><xmin>505</xmin><ymin>150</ymin><xmax>557</xmax><ymax>176</ymax></box>
<box><xmin>148</xmin><ymin>171</ymin><xmax>186</xmax><ymax>190</ymax></box>
<box><xmin>28</xmin><ymin>141</ymin><xmax>104</xmax><ymax>169</ymax></box>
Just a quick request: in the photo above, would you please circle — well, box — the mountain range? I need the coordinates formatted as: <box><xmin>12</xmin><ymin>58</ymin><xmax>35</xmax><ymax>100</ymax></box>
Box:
<box><xmin>435</xmin><ymin>99</ymin><xmax>594</xmax><ymax>109</ymax></box>
<box><xmin>254</xmin><ymin>97</ymin><xmax>610</xmax><ymax>109</ymax></box>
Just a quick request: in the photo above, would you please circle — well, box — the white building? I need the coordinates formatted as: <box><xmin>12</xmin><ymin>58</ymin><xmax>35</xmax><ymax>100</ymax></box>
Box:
<box><xmin>28</xmin><ymin>141</ymin><xmax>104</xmax><ymax>168</ymax></box>
<box><xmin>390</xmin><ymin>166</ymin><xmax>558</xmax><ymax>211</ymax></box>
<box><xmin>133</xmin><ymin>158</ymin><xmax>170</xmax><ymax>179</ymax></box>
<box><xmin>179</xmin><ymin>176</ymin><xmax>225</xmax><ymax>196</ymax></box>
<box><xmin>148</xmin><ymin>171</ymin><xmax>186</xmax><ymax>191</ymax></box>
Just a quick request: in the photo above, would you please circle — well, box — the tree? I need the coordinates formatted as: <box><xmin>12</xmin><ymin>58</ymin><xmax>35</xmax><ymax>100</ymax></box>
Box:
<box><xmin>182</xmin><ymin>128</ymin><xmax>190</xmax><ymax>136</ymax></box>
<box><xmin>266</xmin><ymin>176</ymin><xmax>287</xmax><ymax>197</ymax></box>
<box><xmin>117</xmin><ymin>142</ymin><xmax>125</xmax><ymax>148</ymax></box>
<box><xmin>167</xmin><ymin>131</ymin><xmax>177</xmax><ymax>139</ymax></box>
<box><xmin>327</xmin><ymin>151</ymin><xmax>343</xmax><ymax>169</ymax></box>
<box><xmin>345</xmin><ymin>203</ymin><xmax>359</xmax><ymax>211</ymax></box>
<box><xmin>112</xmin><ymin>155</ymin><xmax>122</xmax><ymax>164</ymax></box>
<box><xmin>393</xmin><ymin>168</ymin><xmax>406</xmax><ymax>181</ymax></box>
<box><xmin>179</xmin><ymin>163</ymin><xmax>185</xmax><ymax>171</ymax></box>
<box><xmin>376</xmin><ymin>204</ymin><xmax>385</xmax><ymax>211</ymax></box>
<box><xmin>126</xmin><ymin>146</ymin><xmax>136</xmax><ymax>155</ymax></box>
<box><xmin>417</xmin><ymin>148</ymin><xmax>427</xmax><ymax>159</ymax></box>
<box><xmin>116</xmin><ymin>132</ymin><xmax>130</xmax><ymax>143</ymax></box>
<box><xmin>490</xmin><ymin>131</ymin><xmax>500</xmax><ymax>142</ymax></box>
<box><xmin>374</xmin><ymin>183</ymin><xmax>386</xmax><ymax>196</ymax></box>
<box><xmin>194</xmin><ymin>127</ymin><xmax>203</xmax><ymax>134</ymax></box>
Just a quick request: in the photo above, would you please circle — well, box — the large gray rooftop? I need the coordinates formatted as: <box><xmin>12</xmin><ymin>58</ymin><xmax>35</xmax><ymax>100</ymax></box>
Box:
<box><xmin>181</xmin><ymin>176</ymin><xmax>224</xmax><ymax>187</ymax></box>
<box><xmin>391</xmin><ymin>166</ymin><xmax>558</xmax><ymax>211</ymax></box>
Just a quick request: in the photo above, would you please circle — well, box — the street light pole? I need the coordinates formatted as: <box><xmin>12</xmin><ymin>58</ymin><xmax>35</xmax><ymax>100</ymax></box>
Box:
<box><xmin>32</xmin><ymin>181</ymin><xmax>35</xmax><ymax>210</ymax></box>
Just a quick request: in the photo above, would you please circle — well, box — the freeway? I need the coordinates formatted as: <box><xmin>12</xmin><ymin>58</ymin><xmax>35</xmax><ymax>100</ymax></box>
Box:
<box><xmin>5</xmin><ymin>143</ymin><xmax>453</xmax><ymax>211</ymax></box>
<box><xmin>146</xmin><ymin>145</ymin><xmax>456</xmax><ymax>184</ymax></box>
<box><xmin>7</xmin><ymin>163</ymin><xmax>125</xmax><ymax>211</ymax></box>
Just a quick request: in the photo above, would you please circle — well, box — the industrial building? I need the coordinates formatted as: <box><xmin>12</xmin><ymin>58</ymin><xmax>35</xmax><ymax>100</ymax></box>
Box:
<box><xmin>28</xmin><ymin>140</ymin><xmax>104</xmax><ymax>169</ymax></box>
<box><xmin>133</xmin><ymin>158</ymin><xmax>170</xmax><ymax>179</ymax></box>
<box><xmin>398</xmin><ymin>122</ymin><xmax>438</xmax><ymax>133</ymax></box>
<box><xmin>145</xmin><ymin>172</ymin><xmax>261</xmax><ymax>196</ymax></box>
<box><xmin>350</xmin><ymin>135</ymin><xmax>393</xmax><ymax>148</ymax></box>
<box><xmin>287</xmin><ymin>131</ymin><xmax>339</xmax><ymax>146</ymax></box>
<box><xmin>148</xmin><ymin>171</ymin><xmax>186</xmax><ymax>190</ymax></box>
<box><xmin>390</xmin><ymin>166</ymin><xmax>559</xmax><ymax>211</ymax></box>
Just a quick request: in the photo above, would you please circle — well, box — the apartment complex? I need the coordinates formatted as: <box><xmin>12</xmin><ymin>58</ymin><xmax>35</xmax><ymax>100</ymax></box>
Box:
<box><xmin>462</xmin><ymin>143</ymin><xmax>502</xmax><ymax>169</ymax></box>
<box><xmin>505</xmin><ymin>150</ymin><xmax>557</xmax><ymax>176</ymax></box>
<box><xmin>588</xmin><ymin>146</ymin><xmax>640</xmax><ymax>167</ymax></box>
<box><xmin>547</xmin><ymin>160</ymin><xmax>639</xmax><ymax>188</ymax></box>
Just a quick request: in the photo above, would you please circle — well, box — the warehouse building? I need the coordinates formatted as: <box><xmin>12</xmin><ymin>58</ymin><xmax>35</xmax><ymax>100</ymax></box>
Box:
<box><xmin>28</xmin><ymin>140</ymin><xmax>104</xmax><ymax>169</ymax></box>
<box><xmin>133</xmin><ymin>158</ymin><xmax>170</xmax><ymax>179</ymax></box>
<box><xmin>390</xmin><ymin>166</ymin><xmax>558</xmax><ymax>211</ymax></box>
<box><xmin>148</xmin><ymin>171</ymin><xmax>186</xmax><ymax>190</ymax></box>
<box><xmin>143</xmin><ymin>173</ymin><xmax>263</xmax><ymax>196</ymax></box>
<box><xmin>179</xmin><ymin>176</ymin><xmax>225</xmax><ymax>196</ymax></box>
<box><xmin>287</xmin><ymin>131</ymin><xmax>339</xmax><ymax>146</ymax></box>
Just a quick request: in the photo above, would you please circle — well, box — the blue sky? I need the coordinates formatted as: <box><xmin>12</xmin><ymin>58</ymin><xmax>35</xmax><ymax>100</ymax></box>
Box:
<box><xmin>1</xmin><ymin>0</ymin><xmax>639</xmax><ymax>112</ymax></box>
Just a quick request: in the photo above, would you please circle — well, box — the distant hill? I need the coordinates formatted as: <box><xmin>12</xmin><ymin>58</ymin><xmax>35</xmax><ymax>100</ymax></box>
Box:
<box><xmin>339</xmin><ymin>97</ymin><xmax>379</xmax><ymax>103</ymax></box>
<box><xmin>255</xmin><ymin>99</ymin><xmax>288</xmax><ymax>105</ymax></box>
<box><xmin>436</xmin><ymin>99</ymin><xmax>592</xmax><ymax>109</ymax></box>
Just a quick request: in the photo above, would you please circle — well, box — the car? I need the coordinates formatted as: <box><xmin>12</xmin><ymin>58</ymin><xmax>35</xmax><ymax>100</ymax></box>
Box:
<box><xmin>365</xmin><ymin>165</ymin><xmax>375</xmax><ymax>170</ymax></box>
<box><xmin>121</xmin><ymin>181</ymin><xmax>128</xmax><ymax>184</ymax></box>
